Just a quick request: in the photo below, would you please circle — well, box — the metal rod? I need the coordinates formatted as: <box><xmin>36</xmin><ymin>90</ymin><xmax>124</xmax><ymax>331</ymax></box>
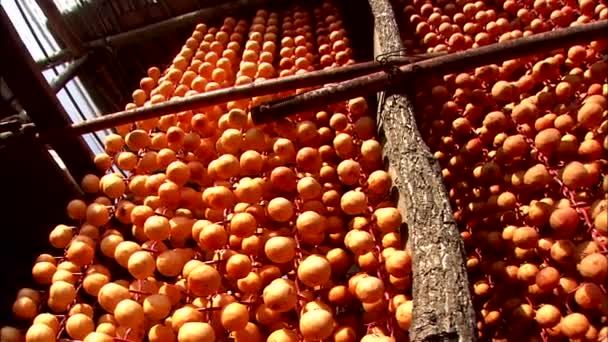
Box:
<box><xmin>62</xmin><ymin>56</ymin><xmax>428</xmax><ymax>136</ymax></box>
<box><xmin>250</xmin><ymin>20</ymin><xmax>608</xmax><ymax>124</ymax></box>
<box><xmin>0</xmin><ymin>6</ymin><xmax>95</xmax><ymax>181</ymax></box>
<box><xmin>50</xmin><ymin>54</ymin><xmax>90</xmax><ymax>92</ymax></box>
<box><xmin>36</xmin><ymin>0</ymin><xmax>283</xmax><ymax>69</ymax></box>
<box><xmin>34</xmin><ymin>0</ymin><xmax>84</xmax><ymax>56</ymax></box>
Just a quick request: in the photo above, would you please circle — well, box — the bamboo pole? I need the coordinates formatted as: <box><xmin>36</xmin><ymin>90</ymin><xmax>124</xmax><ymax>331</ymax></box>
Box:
<box><xmin>38</xmin><ymin>20</ymin><xmax>607</xmax><ymax>139</ymax></box>
<box><xmin>59</xmin><ymin>56</ymin><xmax>426</xmax><ymax>136</ymax></box>
<box><xmin>250</xmin><ymin>20</ymin><xmax>608</xmax><ymax>123</ymax></box>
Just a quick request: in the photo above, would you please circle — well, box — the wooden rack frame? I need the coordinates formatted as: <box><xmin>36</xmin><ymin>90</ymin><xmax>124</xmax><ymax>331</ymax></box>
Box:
<box><xmin>2</xmin><ymin>1</ymin><xmax>607</xmax><ymax>339</ymax></box>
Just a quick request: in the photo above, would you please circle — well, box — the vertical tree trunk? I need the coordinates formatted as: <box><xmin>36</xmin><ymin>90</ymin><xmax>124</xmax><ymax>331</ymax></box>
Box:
<box><xmin>366</xmin><ymin>0</ymin><xmax>477</xmax><ymax>341</ymax></box>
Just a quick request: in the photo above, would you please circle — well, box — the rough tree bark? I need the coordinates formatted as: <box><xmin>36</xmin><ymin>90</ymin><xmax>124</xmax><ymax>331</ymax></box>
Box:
<box><xmin>366</xmin><ymin>0</ymin><xmax>477</xmax><ymax>341</ymax></box>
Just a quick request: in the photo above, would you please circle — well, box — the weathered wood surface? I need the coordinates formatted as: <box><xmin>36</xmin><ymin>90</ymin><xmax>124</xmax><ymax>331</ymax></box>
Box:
<box><xmin>367</xmin><ymin>0</ymin><xmax>477</xmax><ymax>341</ymax></box>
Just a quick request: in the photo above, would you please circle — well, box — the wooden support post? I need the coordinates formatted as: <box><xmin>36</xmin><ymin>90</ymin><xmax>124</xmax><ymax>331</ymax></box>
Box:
<box><xmin>367</xmin><ymin>1</ymin><xmax>477</xmax><ymax>341</ymax></box>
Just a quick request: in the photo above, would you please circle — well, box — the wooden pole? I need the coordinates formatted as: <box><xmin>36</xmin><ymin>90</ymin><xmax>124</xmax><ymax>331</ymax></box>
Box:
<box><xmin>39</xmin><ymin>21</ymin><xmax>607</xmax><ymax>138</ymax></box>
<box><xmin>58</xmin><ymin>56</ymin><xmax>423</xmax><ymax>136</ymax></box>
<box><xmin>367</xmin><ymin>1</ymin><xmax>477</xmax><ymax>341</ymax></box>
